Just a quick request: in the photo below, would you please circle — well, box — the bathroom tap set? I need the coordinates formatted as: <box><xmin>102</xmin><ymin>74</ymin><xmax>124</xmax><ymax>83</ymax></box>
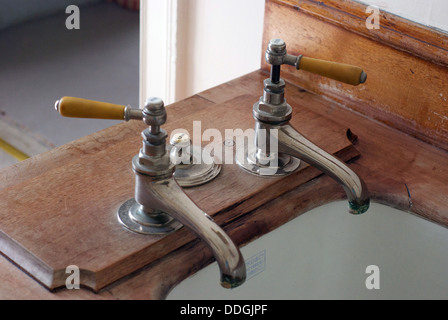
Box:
<box><xmin>55</xmin><ymin>39</ymin><xmax>370</xmax><ymax>289</ymax></box>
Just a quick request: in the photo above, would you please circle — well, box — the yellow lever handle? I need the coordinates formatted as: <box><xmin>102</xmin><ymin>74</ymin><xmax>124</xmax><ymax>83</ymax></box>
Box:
<box><xmin>297</xmin><ymin>56</ymin><xmax>367</xmax><ymax>86</ymax></box>
<box><xmin>55</xmin><ymin>96</ymin><xmax>126</xmax><ymax>120</ymax></box>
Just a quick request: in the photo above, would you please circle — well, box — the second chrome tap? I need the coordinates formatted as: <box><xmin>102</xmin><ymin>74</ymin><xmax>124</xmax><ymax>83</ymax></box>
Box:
<box><xmin>237</xmin><ymin>39</ymin><xmax>370</xmax><ymax>215</ymax></box>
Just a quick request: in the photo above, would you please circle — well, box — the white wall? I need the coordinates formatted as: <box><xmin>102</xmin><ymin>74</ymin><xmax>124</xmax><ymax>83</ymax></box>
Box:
<box><xmin>175</xmin><ymin>0</ymin><xmax>265</xmax><ymax>101</ymax></box>
<box><xmin>140</xmin><ymin>0</ymin><xmax>265</xmax><ymax>106</ymax></box>
<box><xmin>358</xmin><ymin>0</ymin><xmax>448</xmax><ymax>32</ymax></box>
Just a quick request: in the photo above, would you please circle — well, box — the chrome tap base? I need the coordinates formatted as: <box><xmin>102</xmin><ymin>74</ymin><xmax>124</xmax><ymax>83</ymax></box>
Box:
<box><xmin>173</xmin><ymin>146</ymin><xmax>222</xmax><ymax>187</ymax></box>
<box><xmin>236</xmin><ymin>144</ymin><xmax>301</xmax><ymax>176</ymax></box>
<box><xmin>175</xmin><ymin>162</ymin><xmax>222</xmax><ymax>187</ymax></box>
<box><xmin>117</xmin><ymin>198</ymin><xmax>183</xmax><ymax>235</ymax></box>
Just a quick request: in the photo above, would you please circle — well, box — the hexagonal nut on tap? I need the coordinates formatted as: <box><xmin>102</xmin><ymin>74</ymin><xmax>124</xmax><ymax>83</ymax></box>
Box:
<box><xmin>263</xmin><ymin>78</ymin><xmax>285</xmax><ymax>94</ymax></box>
<box><xmin>256</xmin><ymin>98</ymin><xmax>291</xmax><ymax>119</ymax></box>
<box><xmin>257</xmin><ymin>78</ymin><xmax>289</xmax><ymax>116</ymax></box>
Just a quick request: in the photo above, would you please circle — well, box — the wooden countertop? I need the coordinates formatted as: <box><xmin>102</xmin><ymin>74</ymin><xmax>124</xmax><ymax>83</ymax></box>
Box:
<box><xmin>1</xmin><ymin>70</ymin><xmax>447</xmax><ymax>299</ymax></box>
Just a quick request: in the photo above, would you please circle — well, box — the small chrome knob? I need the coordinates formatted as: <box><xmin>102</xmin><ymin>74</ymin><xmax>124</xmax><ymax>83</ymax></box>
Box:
<box><xmin>268</xmin><ymin>38</ymin><xmax>286</xmax><ymax>54</ymax></box>
<box><xmin>170</xmin><ymin>132</ymin><xmax>190</xmax><ymax>147</ymax></box>
<box><xmin>170</xmin><ymin>133</ymin><xmax>192</xmax><ymax>166</ymax></box>
<box><xmin>265</xmin><ymin>39</ymin><xmax>287</xmax><ymax>66</ymax></box>
<box><xmin>142</xmin><ymin>97</ymin><xmax>166</xmax><ymax>134</ymax></box>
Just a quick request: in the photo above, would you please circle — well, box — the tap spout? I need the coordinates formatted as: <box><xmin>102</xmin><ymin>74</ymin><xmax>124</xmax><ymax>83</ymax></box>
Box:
<box><xmin>117</xmin><ymin>96</ymin><xmax>246</xmax><ymax>289</ymax></box>
<box><xmin>241</xmin><ymin>38</ymin><xmax>370</xmax><ymax>214</ymax></box>
<box><xmin>134</xmin><ymin>171</ymin><xmax>246</xmax><ymax>288</ymax></box>
<box><xmin>258</xmin><ymin>122</ymin><xmax>370</xmax><ymax>214</ymax></box>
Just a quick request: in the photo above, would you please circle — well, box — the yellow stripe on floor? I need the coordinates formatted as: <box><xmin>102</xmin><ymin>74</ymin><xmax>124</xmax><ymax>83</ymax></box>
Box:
<box><xmin>0</xmin><ymin>138</ymin><xmax>29</xmax><ymax>161</ymax></box>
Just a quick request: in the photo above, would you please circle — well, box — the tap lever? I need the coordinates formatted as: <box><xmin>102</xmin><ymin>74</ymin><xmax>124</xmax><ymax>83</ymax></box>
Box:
<box><xmin>294</xmin><ymin>56</ymin><xmax>367</xmax><ymax>86</ymax></box>
<box><xmin>265</xmin><ymin>38</ymin><xmax>367</xmax><ymax>86</ymax></box>
<box><xmin>55</xmin><ymin>96</ymin><xmax>142</xmax><ymax>121</ymax></box>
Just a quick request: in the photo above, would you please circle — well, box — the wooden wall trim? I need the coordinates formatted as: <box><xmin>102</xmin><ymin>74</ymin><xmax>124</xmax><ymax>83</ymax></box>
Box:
<box><xmin>262</xmin><ymin>0</ymin><xmax>448</xmax><ymax>152</ymax></box>
<box><xmin>279</xmin><ymin>0</ymin><xmax>448</xmax><ymax>67</ymax></box>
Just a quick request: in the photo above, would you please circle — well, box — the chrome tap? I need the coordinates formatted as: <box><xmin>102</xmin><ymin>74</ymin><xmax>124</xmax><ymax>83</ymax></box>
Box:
<box><xmin>237</xmin><ymin>39</ymin><xmax>370</xmax><ymax>214</ymax></box>
<box><xmin>55</xmin><ymin>96</ymin><xmax>246</xmax><ymax>288</ymax></box>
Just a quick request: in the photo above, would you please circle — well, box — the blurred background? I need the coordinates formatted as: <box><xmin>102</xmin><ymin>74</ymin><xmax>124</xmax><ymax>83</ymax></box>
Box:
<box><xmin>0</xmin><ymin>0</ymin><xmax>140</xmax><ymax>168</ymax></box>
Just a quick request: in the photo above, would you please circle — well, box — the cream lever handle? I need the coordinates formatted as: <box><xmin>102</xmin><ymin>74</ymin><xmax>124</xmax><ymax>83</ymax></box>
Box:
<box><xmin>266</xmin><ymin>38</ymin><xmax>367</xmax><ymax>86</ymax></box>
<box><xmin>293</xmin><ymin>56</ymin><xmax>367</xmax><ymax>86</ymax></box>
<box><xmin>54</xmin><ymin>96</ymin><xmax>142</xmax><ymax>121</ymax></box>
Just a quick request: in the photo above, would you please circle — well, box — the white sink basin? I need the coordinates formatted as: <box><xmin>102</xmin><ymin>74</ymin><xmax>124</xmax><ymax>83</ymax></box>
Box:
<box><xmin>167</xmin><ymin>201</ymin><xmax>448</xmax><ymax>300</ymax></box>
